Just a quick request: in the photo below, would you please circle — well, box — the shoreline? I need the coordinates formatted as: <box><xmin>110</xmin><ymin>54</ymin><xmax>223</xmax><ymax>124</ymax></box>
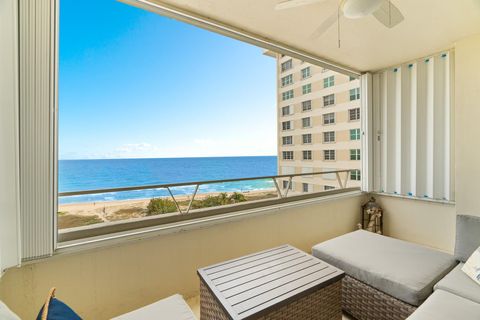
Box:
<box><xmin>58</xmin><ymin>188</ymin><xmax>276</xmax><ymax>208</ymax></box>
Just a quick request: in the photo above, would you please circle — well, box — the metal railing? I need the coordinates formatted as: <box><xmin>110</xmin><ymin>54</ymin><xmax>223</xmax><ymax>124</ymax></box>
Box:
<box><xmin>59</xmin><ymin>169</ymin><xmax>354</xmax><ymax>214</ymax></box>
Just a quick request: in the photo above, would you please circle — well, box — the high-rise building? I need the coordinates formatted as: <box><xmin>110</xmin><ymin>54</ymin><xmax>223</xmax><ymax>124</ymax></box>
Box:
<box><xmin>275</xmin><ymin>55</ymin><xmax>362</xmax><ymax>193</ymax></box>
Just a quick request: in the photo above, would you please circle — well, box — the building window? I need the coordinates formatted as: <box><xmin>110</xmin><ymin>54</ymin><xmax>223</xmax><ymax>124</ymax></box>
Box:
<box><xmin>301</xmin><ymin>67</ymin><xmax>311</xmax><ymax>79</ymax></box>
<box><xmin>323</xmin><ymin>112</ymin><xmax>335</xmax><ymax>125</ymax></box>
<box><xmin>349</xmin><ymin>108</ymin><xmax>360</xmax><ymax>121</ymax></box>
<box><xmin>281</xmin><ymin>59</ymin><xmax>293</xmax><ymax>72</ymax></box>
<box><xmin>324</xmin><ymin>185</ymin><xmax>335</xmax><ymax>191</ymax></box>
<box><xmin>282</xmin><ymin>90</ymin><xmax>294</xmax><ymax>101</ymax></box>
<box><xmin>323</xmin><ymin>131</ymin><xmax>335</xmax><ymax>143</ymax></box>
<box><xmin>324</xmin><ymin>150</ymin><xmax>335</xmax><ymax>161</ymax></box>
<box><xmin>281</xmin><ymin>74</ymin><xmax>293</xmax><ymax>87</ymax></box>
<box><xmin>323</xmin><ymin>75</ymin><xmax>334</xmax><ymax>88</ymax></box>
<box><xmin>302</xmin><ymin>133</ymin><xmax>312</xmax><ymax>144</ymax></box>
<box><xmin>302</xmin><ymin>150</ymin><xmax>312</xmax><ymax>160</ymax></box>
<box><xmin>282</xmin><ymin>121</ymin><xmax>291</xmax><ymax>131</ymax></box>
<box><xmin>282</xmin><ymin>106</ymin><xmax>291</xmax><ymax>116</ymax></box>
<box><xmin>302</xmin><ymin>100</ymin><xmax>312</xmax><ymax>112</ymax></box>
<box><xmin>282</xmin><ymin>180</ymin><xmax>293</xmax><ymax>189</ymax></box>
<box><xmin>302</xmin><ymin>117</ymin><xmax>311</xmax><ymax>128</ymax></box>
<box><xmin>350</xmin><ymin>88</ymin><xmax>360</xmax><ymax>101</ymax></box>
<box><xmin>349</xmin><ymin>76</ymin><xmax>356</xmax><ymax>81</ymax></box>
<box><xmin>350</xmin><ymin>149</ymin><xmax>361</xmax><ymax>160</ymax></box>
<box><xmin>351</xmin><ymin>169</ymin><xmax>361</xmax><ymax>181</ymax></box>
<box><xmin>350</xmin><ymin>128</ymin><xmax>360</xmax><ymax>140</ymax></box>
<box><xmin>282</xmin><ymin>136</ymin><xmax>293</xmax><ymax>145</ymax></box>
<box><xmin>302</xmin><ymin>83</ymin><xmax>312</xmax><ymax>95</ymax></box>
<box><xmin>282</xmin><ymin>151</ymin><xmax>294</xmax><ymax>160</ymax></box>
<box><xmin>302</xmin><ymin>183</ymin><xmax>310</xmax><ymax>192</ymax></box>
<box><xmin>323</xmin><ymin>94</ymin><xmax>335</xmax><ymax>107</ymax></box>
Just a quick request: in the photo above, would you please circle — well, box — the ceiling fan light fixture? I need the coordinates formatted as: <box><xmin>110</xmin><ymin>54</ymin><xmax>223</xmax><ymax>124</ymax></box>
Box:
<box><xmin>343</xmin><ymin>0</ymin><xmax>383</xmax><ymax>19</ymax></box>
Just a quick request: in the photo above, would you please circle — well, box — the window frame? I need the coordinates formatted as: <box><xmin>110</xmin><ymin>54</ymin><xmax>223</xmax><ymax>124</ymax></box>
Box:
<box><xmin>323</xmin><ymin>94</ymin><xmax>335</xmax><ymax>107</ymax></box>
<box><xmin>282</xmin><ymin>120</ymin><xmax>292</xmax><ymax>131</ymax></box>
<box><xmin>302</xmin><ymin>100</ymin><xmax>312</xmax><ymax>112</ymax></box>
<box><xmin>302</xmin><ymin>150</ymin><xmax>312</xmax><ymax>160</ymax></box>
<box><xmin>349</xmin><ymin>87</ymin><xmax>360</xmax><ymax>101</ymax></box>
<box><xmin>302</xmin><ymin>83</ymin><xmax>312</xmax><ymax>95</ymax></box>
<box><xmin>281</xmin><ymin>74</ymin><xmax>293</xmax><ymax>87</ymax></box>
<box><xmin>302</xmin><ymin>117</ymin><xmax>311</xmax><ymax>128</ymax></box>
<box><xmin>302</xmin><ymin>133</ymin><xmax>312</xmax><ymax>144</ymax></box>
<box><xmin>282</xmin><ymin>136</ymin><xmax>293</xmax><ymax>145</ymax></box>
<box><xmin>282</xmin><ymin>151</ymin><xmax>294</xmax><ymax>160</ymax></box>
<box><xmin>323</xmin><ymin>131</ymin><xmax>335</xmax><ymax>143</ymax></box>
<box><xmin>350</xmin><ymin>149</ymin><xmax>361</xmax><ymax>160</ymax></box>
<box><xmin>282</xmin><ymin>89</ymin><xmax>294</xmax><ymax>101</ymax></box>
<box><xmin>301</xmin><ymin>67</ymin><xmax>311</xmax><ymax>79</ymax></box>
<box><xmin>281</xmin><ymin>59</ymin><xmax>293</xmax><ymax>72</ymax></box>
<box><xmin>323</xmin><ymin>75</ymin><xmax>334</xmax><ymax>88</ymax></box>
<box><xmin>23</xmin><ymin>0</ymin><xmax>366</xmax><ymax>252</ymax></box>
<box><xmin>350</xmin><ymin>128</ymin><xmax>360</xmax><ymax>140</ymax></box>
<box><xmin>349</xmin><ymin>108</ymin><xmax>360</xmax><ymax>121</ymax></box>
<box><xmin>323</xmin><ymin>112</ymin><xmax>335</xmax><ymax>125</ymax></box>
<box><xmin>323</xmin><ymin>149</ymin><xmax>336</xmax><ymax>161</ymax></box>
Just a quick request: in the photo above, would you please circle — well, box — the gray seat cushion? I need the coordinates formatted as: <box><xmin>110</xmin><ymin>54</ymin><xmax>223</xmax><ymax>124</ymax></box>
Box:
<box><xmin>454</xmin><ymin>214</ymin><xmax>480</xmax><ymax>262</ymax></box>
<box><xmin>312</xmin><ymin>230</ymin><xmax>457</xmax><ymax>306</ymax></box>
<box><xmin>434</xmin><ymin>262</ymin><xmax>480</xmax><ymax>304</ymax></box>
<box><xmin>407</xmin><ymin>289</ymin><xmax>480</xmax><ymax>320</ymax></box>
<box><xmin>112</xmin><ymin>294</ymin><xmax>196</xmax><ymax>320</ymax></box>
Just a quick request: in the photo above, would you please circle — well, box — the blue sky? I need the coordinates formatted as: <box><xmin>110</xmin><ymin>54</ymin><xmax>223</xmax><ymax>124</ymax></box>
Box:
<box><xmin>59</xmin><ymin>0</ymin><xmax>276</xmax><ymax>160</ymax></box>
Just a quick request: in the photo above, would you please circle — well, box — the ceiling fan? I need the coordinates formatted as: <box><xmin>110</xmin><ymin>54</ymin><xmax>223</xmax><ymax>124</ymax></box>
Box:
<box><xmin>275</xmin><ymin>0</ymin><xmax>404</xmax><ymax>43</ymax></box>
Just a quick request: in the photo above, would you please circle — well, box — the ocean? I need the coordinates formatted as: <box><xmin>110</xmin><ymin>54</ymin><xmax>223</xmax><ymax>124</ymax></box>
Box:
<box><xmin>59</xmin><ymin>156</ymin><xmax>277</xmax><ymax>204</ymax></box>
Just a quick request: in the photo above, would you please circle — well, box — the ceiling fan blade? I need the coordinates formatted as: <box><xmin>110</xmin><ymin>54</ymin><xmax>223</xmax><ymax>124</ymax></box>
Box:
<box><xmin>275</xmin><ymin>0</ymin><xmax>326</xmax><ymax>10</ymax></box>
<box><xmin>310</xmin><ymin>11</ymin><xmax>339</xmax><ymax>39</ymax></box>
<box><xmin>372</xmin><ymin>0</ymin><xmax>404</xmax><ymax>28</ymax></box>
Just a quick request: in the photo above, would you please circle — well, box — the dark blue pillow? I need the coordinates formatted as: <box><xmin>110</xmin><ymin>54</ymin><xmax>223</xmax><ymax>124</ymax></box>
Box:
<box><xmin>36</xmin><ymin>297</ymin><xmax>82</xmax><ymax>320</ymax></box>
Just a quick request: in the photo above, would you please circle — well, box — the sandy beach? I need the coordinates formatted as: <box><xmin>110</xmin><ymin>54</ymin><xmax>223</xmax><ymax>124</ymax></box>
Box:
<box><xmin>58</xmin><ymin>189</ymin><xmax>277</xmax><ymax>229</ymax></box>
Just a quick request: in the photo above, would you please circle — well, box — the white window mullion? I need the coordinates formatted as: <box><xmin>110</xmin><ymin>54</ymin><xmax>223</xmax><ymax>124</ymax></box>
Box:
<box><xmin>415</xmin><ymin>60</ymin><xmax>428</xmax><ymax>198</ymax></box>
<box><xmin>425</xmin><ymin>57</ymin><xmax>435</xmax><ymax>198</ymax></box>
<box><xmin>372</xmin><ymin>73</ymin><xmax>382</xmax><ymax>192</ymax></box>
<box><xmin>394</xmin><ymin>68</ymin><xmax>402</xmax><ymax>194</ymax></box>
<box><xmin>386</xmin><ymin>70</ymin><xmax>397</xmax><ymax>193</ymax></box>
<box><xmin>380</xmin><ymin>72</ymin><xmax>388</xmax><ymax>193</ymax></box>
<box><xmin>409</xmin><ymin>63</ymin><xmax>417</xmax><ymax>196</ymax></box>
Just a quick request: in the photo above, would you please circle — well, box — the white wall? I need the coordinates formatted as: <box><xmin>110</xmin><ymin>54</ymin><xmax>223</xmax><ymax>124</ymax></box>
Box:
<box><xmin>455</xmin><ymin>33</ymin><xmax>480</xmax><ymax>216</ymax></box>
<box><xmin>375</xmin><ymin>195</ymin><xmax>456</xmax><ymax>253</ymax></box>
<box><xmin>0</xmin><ymin>0</ymin><xmax>20</xmax><ymax>272</ymax></box>
<box><xmin>0</xmin><ymin>195</ymin><xmax>363</xmax><ymax>319</ymax></box>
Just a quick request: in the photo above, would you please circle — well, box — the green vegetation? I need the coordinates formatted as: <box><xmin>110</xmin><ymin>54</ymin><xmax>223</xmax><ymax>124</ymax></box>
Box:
<box><xmin>146</xmin><ymin>198</ymin><xmax>178</xmax><ymax>215</ymax></box>
<box><xmin>191</xmin><ymin>192</ymin><xmax>247</xmax><ymax>209</ymax></box>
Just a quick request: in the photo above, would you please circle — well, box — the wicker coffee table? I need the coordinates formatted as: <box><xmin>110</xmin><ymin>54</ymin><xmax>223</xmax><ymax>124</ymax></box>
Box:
<box><xmin>197</xmin><ymin>244</ymin><xmax>344</xmax><ymax>319</ymax></box>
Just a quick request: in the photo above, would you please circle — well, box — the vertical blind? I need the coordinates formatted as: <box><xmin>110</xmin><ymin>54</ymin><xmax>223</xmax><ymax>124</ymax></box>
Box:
<box><xmin>19</xmin><ymin>0</ymin><xmax>56</xmax><ymax>261</ymax></box>
<box><xmin>372</xmin><ymin>51</ymin><xmax>454</xmax><ymax>201</ymax></box>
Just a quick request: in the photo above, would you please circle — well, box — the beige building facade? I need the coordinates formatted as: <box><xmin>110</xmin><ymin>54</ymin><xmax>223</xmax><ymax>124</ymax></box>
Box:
<box><xmin>276</xmin><ymin>55</ymin><xmax>362</xmax><ymax>193</ymax></box>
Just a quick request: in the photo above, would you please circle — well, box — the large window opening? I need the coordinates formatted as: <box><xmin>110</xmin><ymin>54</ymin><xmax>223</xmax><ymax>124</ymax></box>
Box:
<box><xmin>57</xmin><ymin>0</ymin><xmax>361</xmax><ymax>243</ymax></box>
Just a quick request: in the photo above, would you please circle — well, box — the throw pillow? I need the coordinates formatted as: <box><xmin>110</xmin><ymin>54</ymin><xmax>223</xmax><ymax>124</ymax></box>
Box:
<box><xmin>462</xmin><ymin>246</ymin><xmax>480</xmax><ymax>286</ymax></box>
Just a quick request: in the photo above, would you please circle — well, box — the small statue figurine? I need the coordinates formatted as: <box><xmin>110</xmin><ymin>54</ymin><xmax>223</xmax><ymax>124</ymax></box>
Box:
<box><xmin>359</xmin><ymin>197</ymin><xmax>383</xmax><ymax>235</ymax></box>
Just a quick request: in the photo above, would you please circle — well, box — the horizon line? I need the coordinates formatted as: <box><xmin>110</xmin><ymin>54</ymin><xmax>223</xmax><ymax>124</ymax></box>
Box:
<box><xmin>59</xmin><ymin>154</ymin><xmax>278</xmax><ymax>161</ymax></box>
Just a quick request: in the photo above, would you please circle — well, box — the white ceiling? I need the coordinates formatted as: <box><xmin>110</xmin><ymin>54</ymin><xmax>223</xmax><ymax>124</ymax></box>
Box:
<box><xmin>148</xmin><ymin>0</ymin><xmax>480</xmax><ymax>72</ymax></box>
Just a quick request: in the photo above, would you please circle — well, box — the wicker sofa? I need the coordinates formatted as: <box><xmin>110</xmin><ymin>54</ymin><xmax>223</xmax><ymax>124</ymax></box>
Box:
<box><xmin>312</xmin><ymin>214</ymin><xmax>480</xmax><ymax>320</ymax></box>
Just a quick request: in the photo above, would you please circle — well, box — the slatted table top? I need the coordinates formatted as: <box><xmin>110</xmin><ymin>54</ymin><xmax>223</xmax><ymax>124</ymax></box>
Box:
<box><xmin>197</xmin><ymin>244</ymin><xmax>345</xmax><ymax>320</ymax></box>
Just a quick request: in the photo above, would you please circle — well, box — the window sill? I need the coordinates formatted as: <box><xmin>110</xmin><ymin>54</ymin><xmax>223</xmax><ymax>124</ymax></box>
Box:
<box><xmin>372</xmin><ymin>192</ymin><xmax>455</xmax><ymax>205</ymax></box>
<box><xmin>54</xmin><ymin>189</ymin><xmax>363</xmax><ymax>257</ymax></box>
